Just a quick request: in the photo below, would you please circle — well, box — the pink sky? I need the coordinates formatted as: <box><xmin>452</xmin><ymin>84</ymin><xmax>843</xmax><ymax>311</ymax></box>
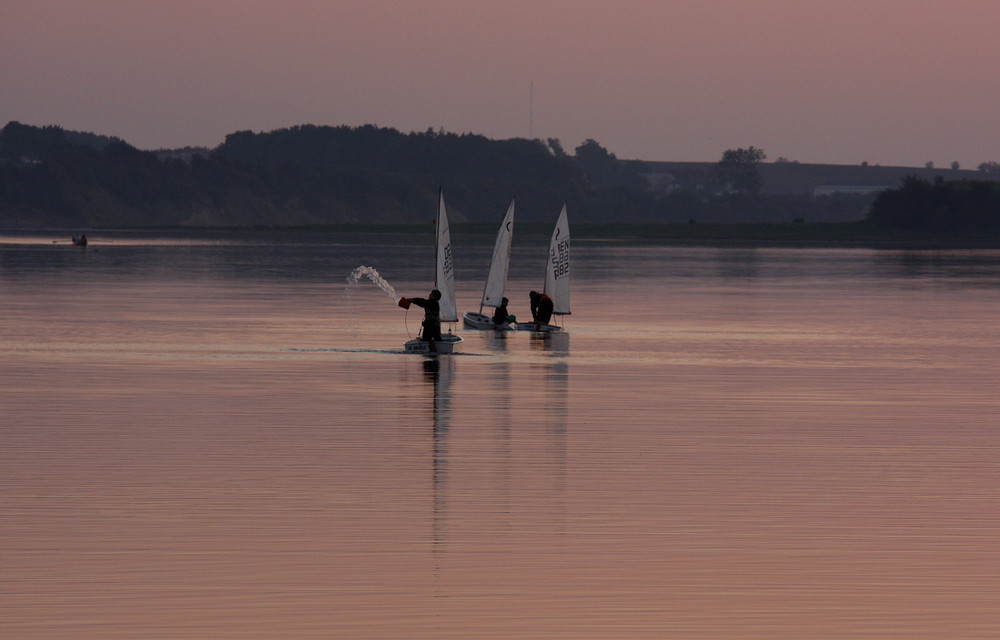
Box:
<box><xmin>2</xmin><ymin>0</ymin><xmax>998</xmax><ymax>167</ymax></box>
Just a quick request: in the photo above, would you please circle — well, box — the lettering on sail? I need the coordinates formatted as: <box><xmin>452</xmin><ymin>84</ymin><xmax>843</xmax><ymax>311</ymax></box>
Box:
<box><xmin>442</xmin><ymin>242</ymin><xmax>454</xmax><ymax>277</ymax></box>
<box><xmin>550</xmin><ymin>238</ymin><xmax>570</xmax><ymax>279</ymax></box>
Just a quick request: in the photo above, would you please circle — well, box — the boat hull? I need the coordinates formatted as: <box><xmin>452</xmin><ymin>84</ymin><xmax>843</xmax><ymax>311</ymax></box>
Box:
<box><xmin>514</xmin><ymin>321</ymin><xmax>562</xmax><ymax>333</ymax></box>
<box><xmin>462</xmin><ymin>311</ymin><xmax>514</xmax><ymax>331</ymax></box>
<box><xmin>404</xmin><ymin>334</ymin><xmax>464</xmax><ymax>354</ymax></box>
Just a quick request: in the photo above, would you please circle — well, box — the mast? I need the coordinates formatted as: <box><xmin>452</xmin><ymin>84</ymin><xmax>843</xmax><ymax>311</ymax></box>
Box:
<box><xmin>434</xmin><ymin>187</ymin><xmax>441</xmax><ymax>291</ymax></box>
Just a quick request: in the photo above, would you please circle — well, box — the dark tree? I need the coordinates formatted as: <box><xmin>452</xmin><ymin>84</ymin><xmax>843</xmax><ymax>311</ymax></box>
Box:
<box><xmin>715</xmin><ymin>146</ymin><xmax>766</xmax><ymax>194</ymax></box>
<box><xmin>868</xmin><ymin>175</ymin><xmax>1000</xmax><ymax>234</ymax></box>
<box><xmin>547</xmin><ymin>138</ymin><xmax>567</xmax><ymax>158</ymax></box>
<box><xmin>574</xmin><ymin>139</ymin><xmax>620</xmax><ymax>188</ymax></box>
<box><xmin>573</xmin><ymin>138</ymin><xmax>645</xmax><ymax>190</ymax></box>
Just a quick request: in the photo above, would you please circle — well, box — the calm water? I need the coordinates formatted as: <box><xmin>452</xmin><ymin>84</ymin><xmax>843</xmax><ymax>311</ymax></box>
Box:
<box><xmin>3</xmin><ymin>231</ymin><xmax>1000</xmax><ymax>638</ymax></box>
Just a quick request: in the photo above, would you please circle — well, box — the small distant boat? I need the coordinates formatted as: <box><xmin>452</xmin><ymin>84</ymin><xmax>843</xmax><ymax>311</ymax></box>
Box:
<box><xmin>405</xmin><ymin>190</ymin><xmax>463</xmax><ymax>354</ymax></box>
<box><xmin>72</xmin><ymin>234</ymin><xmax>88</xmax><ymax>246</ymax></box>
<box><xmin>463</xmin><ymin>198</ymin><xmax>515</xmax><ymax>331</ymax></box>
<box><xmin>517</xmin><ymin>204</ymin><xmax>570</xmax><ymax>332</ymax></box>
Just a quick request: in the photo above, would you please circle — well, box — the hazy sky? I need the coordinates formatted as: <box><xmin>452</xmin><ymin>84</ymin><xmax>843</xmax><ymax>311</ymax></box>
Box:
<box><xmin>3</xmin><ymin>0</ymin><xmax>998</xmax><ymax>167</ymax></box>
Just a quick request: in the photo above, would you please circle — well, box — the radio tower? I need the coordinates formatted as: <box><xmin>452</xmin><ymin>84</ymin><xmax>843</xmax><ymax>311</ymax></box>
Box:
<box><xmin>529</xmin><ymin>81</ymin><xmax>534</xmax><ymax>139</ymax></box>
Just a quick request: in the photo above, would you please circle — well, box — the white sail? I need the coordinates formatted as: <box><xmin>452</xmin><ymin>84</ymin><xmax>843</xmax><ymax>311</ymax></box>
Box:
<box><xmin>544</xmin><ymin>203</ymin><xmax>571</xmax><ymax>316</ymax></box>
<box><xmin>480</xmin><ymin>198</ymin><xmax>515</xmax><ymax>309</ymax></box>
<box><xmin>435</xmin><ymin>190</ymin><xmax>458</xmax><ymax>323</ymax></box>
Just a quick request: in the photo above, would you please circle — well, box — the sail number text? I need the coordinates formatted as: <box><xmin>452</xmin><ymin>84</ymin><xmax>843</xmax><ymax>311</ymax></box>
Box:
<box><xmin>442</xmin><ymin>243</ymin><xmax>454</xmax><ymax>275</ymax></box>
<box><xmin>550</xmin><ymin>239</ymin><xmax>570</xmax><ymax>277</ymax></box>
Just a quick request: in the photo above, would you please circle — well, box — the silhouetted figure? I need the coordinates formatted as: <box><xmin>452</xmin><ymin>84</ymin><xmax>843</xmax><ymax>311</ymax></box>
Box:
<box><xmin>492</xmin><ymin>296</ymin><xmax>511</xmax><ymax>326</ymax></box>
<box><xmin>400</xmin><ymin>289</ymin><xmax>442</xmax><ymax>342</ymax></box>
<box><xmin>529</xmin><ymin>290</ymin><xmax>553</xmax><ymax>324</ymax></box>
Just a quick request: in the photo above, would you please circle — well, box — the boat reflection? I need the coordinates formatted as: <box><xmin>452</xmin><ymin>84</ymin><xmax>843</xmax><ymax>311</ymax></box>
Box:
<box><xmin>527</xmin><ymin>334</ymin><xmax>568</xmax><ymax>534</ymax></box>
<box><xmin>415</xmin><ymin>337</ymin><xmax>570</xmax><ymax>563</ymax></box>
<box><xmin>529</xmin><ymin>329</ymin><xmax>569</xmax><ymax>354</ymax></box>
<box><xmin>480</xmin><ymin>328</ymin><xmax>512</xmax><ymax>352</ymax></box>
<box><xmin>420</xmin><ymin>356</ymin><xmax>453</xmax><ymax>558</ymax></box>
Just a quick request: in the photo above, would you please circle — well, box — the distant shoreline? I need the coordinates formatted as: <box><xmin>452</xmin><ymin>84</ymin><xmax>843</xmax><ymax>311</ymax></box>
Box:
<box><xmin>5</xmin><ymin>222</ymin><xmax>1000</xmax><ymax>249</ymax></box>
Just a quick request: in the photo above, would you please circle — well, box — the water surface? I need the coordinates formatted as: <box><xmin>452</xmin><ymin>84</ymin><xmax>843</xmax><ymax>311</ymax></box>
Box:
<box><xmin>3</xmin><ymin>232</ymin><xmax>999</xmax><ymax>638</ymax></box>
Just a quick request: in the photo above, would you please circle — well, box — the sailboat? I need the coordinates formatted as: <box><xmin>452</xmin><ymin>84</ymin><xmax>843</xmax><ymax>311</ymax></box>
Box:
<box><xmin>403</xmin><ymin>190</ymin><xmax>464</xmax><ymax>354</ymax></box>
<box><xmin>517</xmin><ymin>203</ymin><xmax>570</xmax><ymax>332</ymax></box>
<box><xmin>462</xmin><ymin>198</ymin><xmax>515</xmax><ymax>330</ymax></box>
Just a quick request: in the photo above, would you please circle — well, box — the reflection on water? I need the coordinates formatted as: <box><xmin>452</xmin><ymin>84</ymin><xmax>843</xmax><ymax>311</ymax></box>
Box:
<box><xmin>528</xmin><ymin>330</ymin><xmax>570</xmax><ymax>355</ymax></box>
<box><xmin>4</xmin><ymin>233</ymin><xmax>1000</xmax><ymax>638</ymax></box>
<box><xmin>425</xmin><ymin>355</ymin><xmax>452</xmax><ymax>556</ymax></box>
<box><xmin>712</xmin><ymin>247</ymin><xmax>760</xmax><ymax>280</ymax></box>
<box><xmin>874</xmin><ymin>249</ymin><xmax>1000</xmax><ymax>285</ymax></box>
<box><xmin>420</xmin><ymin>345</ymin><xmax>570</xmax><ymax>564</ymax></box>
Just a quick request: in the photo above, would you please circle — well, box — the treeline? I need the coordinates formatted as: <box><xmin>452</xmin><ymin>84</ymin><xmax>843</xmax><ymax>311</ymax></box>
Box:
<box><xmin>0</xmin><ymin>122</ymin><xmax>616</xmax><ymax>227</ymax></box>
<box><xmin>867</xmin><ymin>176</ymin><xmax>1000</xmax><ymax>235</ymax></box>
<box><xmin>0</xmin><ymin>120</ymin><xmax>874</xmax><ymax>228</ymax></box>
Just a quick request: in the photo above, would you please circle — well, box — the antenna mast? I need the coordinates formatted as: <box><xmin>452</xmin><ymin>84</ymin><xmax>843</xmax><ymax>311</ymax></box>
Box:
<box><xmin>529</xmin><ymin>81</ymin><xmax>534</xmax><ymax>139</ymax></box>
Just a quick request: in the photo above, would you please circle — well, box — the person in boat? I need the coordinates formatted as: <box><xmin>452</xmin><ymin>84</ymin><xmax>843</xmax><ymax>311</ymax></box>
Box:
<box><xmin>529</xmin><ymin>290</ymin><xmax>553</xmax><ymax>324</ymax></box>
<box><xmin>492</xmin><ymin>297</ymin><xmax>512</xmax><ymax>326</ymax></box>
<box><xmin>401</xmin><ymin>289</ymin><xmax>442</xmax><ymax>342</ymax></box>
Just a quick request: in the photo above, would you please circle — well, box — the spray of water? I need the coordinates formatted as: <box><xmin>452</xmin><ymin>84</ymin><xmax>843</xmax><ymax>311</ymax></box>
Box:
<box><xmin>346</xmin><ymin>265</ymin><xmax>400</xmax><ymax>303</ymax></box>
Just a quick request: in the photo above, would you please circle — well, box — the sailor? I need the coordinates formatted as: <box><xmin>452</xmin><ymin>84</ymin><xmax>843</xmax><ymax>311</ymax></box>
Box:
<box><xmin>492</xmin><ymin>296</ymin><xmax>511</xmax><ymax>326</ymax></box>
<box><xmin>399</xmin><ymin>289</ymin><xmax>442</xmax><ymax>342</ymax></box>
<box><xmin>529</xmin><ymin>290</ymin><xmax>553</xmax><ymax>324</ymax></box>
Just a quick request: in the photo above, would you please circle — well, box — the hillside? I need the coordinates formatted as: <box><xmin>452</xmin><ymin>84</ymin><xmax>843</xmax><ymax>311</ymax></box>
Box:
<box><xmin>2</xmin><ymin>120</ymin><xmax>997</xmax><ymax>229</ymax></box>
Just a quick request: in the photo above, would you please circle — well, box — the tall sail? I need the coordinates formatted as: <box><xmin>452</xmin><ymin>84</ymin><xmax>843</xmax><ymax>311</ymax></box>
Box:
<box><xmin>544</xmin><ymin>203</ymin><xmax>571</xmax><ymax>316</ymax></box>
<box><xmin>435</xmin><ymin>190</ymin><xmax>458</xmax><ymax>323</ymax></box>
<box><xmin>480</xmin><ymin>198</ymin><xmax>515</xmax><ymax>309</ymax></box>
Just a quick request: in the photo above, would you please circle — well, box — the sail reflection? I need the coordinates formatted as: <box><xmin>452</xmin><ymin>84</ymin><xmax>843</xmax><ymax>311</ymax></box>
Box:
<box><xmin>419</xmin><ymin>356</ymin><xmax>453</xmax><ymax>557</ymax></box>
<box><xmin>528</xmin><ymin>334</ymin><xmax>569</xmax><ymax>534</ymax></box>
<box><xmin>415</xmin><ymin>337</ymin><xmax>570</xmax><ymax>565</ymax></box>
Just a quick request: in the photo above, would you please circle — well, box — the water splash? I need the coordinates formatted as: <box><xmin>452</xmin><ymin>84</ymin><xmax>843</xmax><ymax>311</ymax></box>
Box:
<box><xmin>346</xmin><ymin>265</ymin><xmax>399</xmax><ymax>303</ymax></box>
